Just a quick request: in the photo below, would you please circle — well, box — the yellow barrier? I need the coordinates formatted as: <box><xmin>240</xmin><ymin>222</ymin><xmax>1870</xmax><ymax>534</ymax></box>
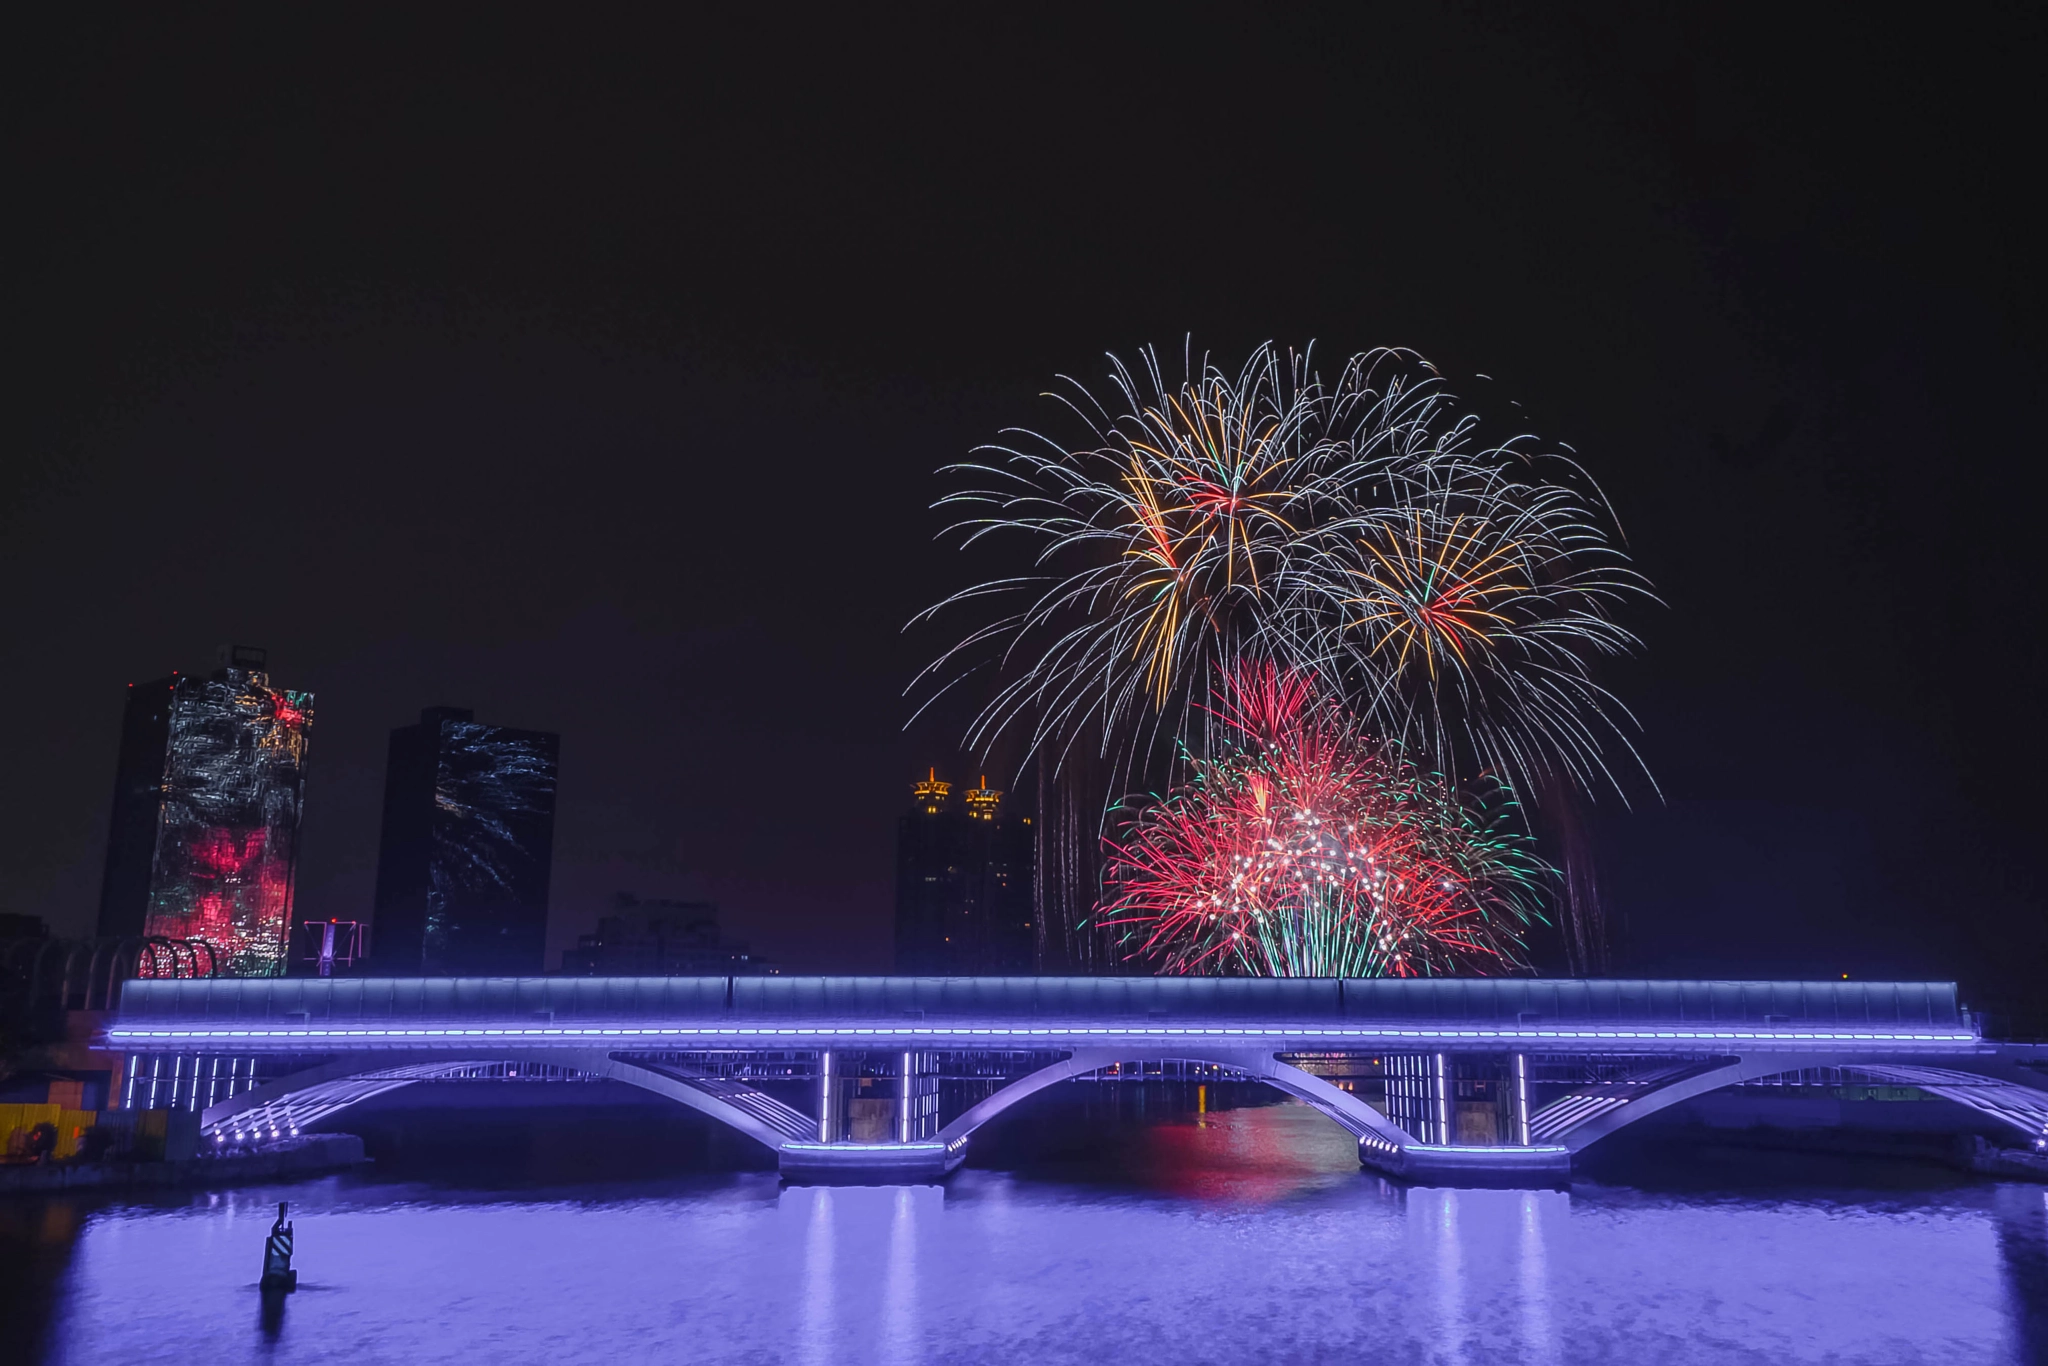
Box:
<box><xmin>1</xmin><ymin>1105</ymin><xmax>182</xmax><ymax>1161</ymax></box>
<box><xmin>0</xmin><ymin>1103</ymin><xmax>61</xmax><ymax>1160</ymax></box>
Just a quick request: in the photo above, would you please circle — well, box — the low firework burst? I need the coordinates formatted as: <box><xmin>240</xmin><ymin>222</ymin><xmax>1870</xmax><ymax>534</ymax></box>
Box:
<box><xmin>1098</xmin><ymin>665</ymin><xmax>1547</xmax><ymax>977</ymax></box>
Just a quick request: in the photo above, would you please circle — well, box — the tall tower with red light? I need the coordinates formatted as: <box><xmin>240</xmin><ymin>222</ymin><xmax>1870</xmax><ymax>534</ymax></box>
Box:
<box><xmin>100</xmin><ymin>646</ymin><xmax>315</xmax><ymax>977</ymax></box>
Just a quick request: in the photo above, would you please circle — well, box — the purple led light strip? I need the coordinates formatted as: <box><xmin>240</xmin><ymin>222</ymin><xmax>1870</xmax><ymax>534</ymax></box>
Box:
<box><xmin>108</xmin><ymin>1021</ymin><xmax>1979</xmax><ymax>1046</ymax></box>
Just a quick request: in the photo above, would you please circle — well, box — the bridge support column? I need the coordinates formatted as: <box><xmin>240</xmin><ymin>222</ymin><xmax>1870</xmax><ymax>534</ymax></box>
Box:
<box><xmin>1358</xmin><ymin>1050</ymin><xmax>1571</xmax><ymax>1185</ymax></box>
<box><xmin>780</xmin><ymin>1048</ymin><xmax>959</xmax><ymax>1183</ymax></box>
<box><xmin>1383</xmin><ymin>1051</ymin><xmax>1454</xmax><ymax>1142</ymax></box>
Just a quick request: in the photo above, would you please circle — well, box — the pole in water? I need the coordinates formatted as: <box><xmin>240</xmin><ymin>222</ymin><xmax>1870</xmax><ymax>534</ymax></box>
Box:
<box><xmin>261</xmin><ymin>1200</ymin><xmax>298</xmax><ymax>1292</ymax></box>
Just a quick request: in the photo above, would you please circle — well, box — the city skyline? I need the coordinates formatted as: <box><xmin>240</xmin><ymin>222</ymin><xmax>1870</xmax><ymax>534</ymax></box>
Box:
<box><xmin>85</xmin><ymin>647</ymin><xmax>1055</xmax><ymax>979</ymax></box>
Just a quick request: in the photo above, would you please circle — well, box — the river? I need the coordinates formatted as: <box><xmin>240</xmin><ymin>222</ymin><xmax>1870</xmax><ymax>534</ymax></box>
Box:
<box><xmin>4</xmin><ymin>1084</ymin><xmax>2044</xmax><ymax>1364</ymax></box>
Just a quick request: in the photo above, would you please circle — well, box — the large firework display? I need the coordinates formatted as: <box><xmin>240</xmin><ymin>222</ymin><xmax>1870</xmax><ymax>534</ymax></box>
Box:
<box><xmin>143</xmin><ymin>661</ymin><xmax>313</xmax><ymax>977</ymax></box>
<box><xmin>1099</xmin><ymin>665</ymin><xmax>1544</xmax><ymax>976</ymax></box>
<box><xmin>920</xmin><ymin>343</ymin><xmax>1651</xmax><ymax>974</ymax></box>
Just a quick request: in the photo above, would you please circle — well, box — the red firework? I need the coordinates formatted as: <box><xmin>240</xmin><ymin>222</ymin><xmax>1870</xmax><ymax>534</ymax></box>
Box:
<box><xmin>1099</xmin><ymin>664</ymin><xmax>1544</xmax><ymax>977</ymax></box>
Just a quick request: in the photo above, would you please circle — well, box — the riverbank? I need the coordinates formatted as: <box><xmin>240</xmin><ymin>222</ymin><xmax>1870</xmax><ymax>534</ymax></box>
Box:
<box><xmin>0</xmin><ymin>1133</ymin><xmax>365</xmax><ymax>1195</ymax></box>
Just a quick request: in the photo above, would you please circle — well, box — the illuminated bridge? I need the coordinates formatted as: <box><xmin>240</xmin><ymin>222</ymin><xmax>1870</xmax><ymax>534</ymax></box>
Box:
<box><xmin>107</xmin><ymin>976</ymin><xmax>2048</xmax><ymax>1183</ymax></box>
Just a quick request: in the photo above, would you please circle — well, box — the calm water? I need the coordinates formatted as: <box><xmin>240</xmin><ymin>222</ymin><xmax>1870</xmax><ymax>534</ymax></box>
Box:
<box><xmin>6</xmin><ymin>1087</ymin><xmax>2046</xmax><ymax>1365</ymax></box>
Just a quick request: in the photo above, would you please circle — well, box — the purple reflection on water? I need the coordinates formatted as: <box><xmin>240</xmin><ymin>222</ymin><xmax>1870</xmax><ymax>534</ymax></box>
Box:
<box><xmin>19</xmin><ymin>1102</ymin><xmax>2043</xmax><ymax>1364</ymax></box>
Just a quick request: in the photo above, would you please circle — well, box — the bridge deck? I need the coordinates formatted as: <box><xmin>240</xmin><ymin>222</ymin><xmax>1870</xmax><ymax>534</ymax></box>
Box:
<box><xmin>107</xmin><ymin>977</ymin><xmax>1981</xmax><ymax>1058</ymax></box>
<box><xmin>100</xmin><ymin>978</ymin><xmax>2043</xmax><ymax>1186</ymax></box>
<box><xmin>111</xmin><ymin>975</ymin><xmax>1968</xmax><ymax>1030</ymax></box>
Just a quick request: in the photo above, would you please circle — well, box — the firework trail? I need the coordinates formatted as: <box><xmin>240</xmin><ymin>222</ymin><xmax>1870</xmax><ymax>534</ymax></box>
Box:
<box><xmin>913</xmin><ymin>342</ymin><xmax>1652</xmax><ymax>803</ymax></box>
<box><xmin>911</xmin><ymin>342</ymin><xmax>1336</xmax><ymax>785</ymax></box>
<box><xmin>1300</xmin><ymin>350</ymin><xmax>1655</xmax><ymax>800</ymax></box>
<box><xmin>1098</xmin><ymin>664</ymin><xmax>1546</xmax><ymax>976</ymax></box>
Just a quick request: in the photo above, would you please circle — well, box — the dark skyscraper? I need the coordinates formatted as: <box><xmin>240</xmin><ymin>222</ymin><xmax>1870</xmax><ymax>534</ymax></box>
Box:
<box><xmin>97</xmin><ymin>675</ymin><xmax>180</xmax><ymax>939</ymax></box>
<box><xmin>894</xmin><ymin>771</ymin><xmax>1034</xmax><ymax>975</ymax></box>
<box><xmin>97</xmin><ymin>646</ymin><xmax>315</xmax><ymax>976</ymax></box>
<box><xmin>372</xmin><ymin>706</ymin><xmax>560</xmax><ymax>976</ymax></box>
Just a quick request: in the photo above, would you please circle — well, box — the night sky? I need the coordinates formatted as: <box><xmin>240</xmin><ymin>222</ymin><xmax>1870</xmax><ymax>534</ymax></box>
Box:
<box><xmin>5</xmin><ymin>10</ymin><xmax>2042</xmax><ymax>1011</ymax></box>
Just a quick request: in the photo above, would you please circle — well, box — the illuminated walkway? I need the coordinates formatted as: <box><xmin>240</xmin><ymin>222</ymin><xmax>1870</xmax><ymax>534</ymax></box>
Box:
<box><xmin>107</xmin><ymin>976</ymin><xmax>2048</xmax><ymax>1183</ymax></box>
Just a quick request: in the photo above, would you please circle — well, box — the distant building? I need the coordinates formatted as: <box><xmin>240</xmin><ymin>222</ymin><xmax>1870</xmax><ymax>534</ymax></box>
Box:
<box><xmin>560</xmin><ymin>893</ymin><xmax>764</xmax><ymax>975</ymax></box>
<box><xmin>894</xmin><ymin>770</ymin><xmax>1034</xmax><ymax>974</ymax></box>
<box><xmin>372</xmin><ymin>707</ymin><xmax>559</xmax><ymax>976</ymax></box>
<box><xmin>96</xmin><ymin>647</ymin><xmax>314</xmax><ymax>977</ymax></box>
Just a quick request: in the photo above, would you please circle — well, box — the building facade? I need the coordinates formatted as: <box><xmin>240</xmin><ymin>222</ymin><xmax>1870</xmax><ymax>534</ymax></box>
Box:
<box><xmin>371</xmin><ymin>706</ymin><xmax>559</xmax><ymax>976</ymax></box>
<box><xmin>894</xmin><ymin>771</ymin><xmax>1035</xmax><ymax>974</ymax></box>
<box><xmin>97</xmin><ymin>675</ymin><xmax>180</xmax><ymax>939</ymax></box>
<box><xmin>96</xmin><ymin>647</ymin><xmax>314</xmax><ymax>977</ymax></box>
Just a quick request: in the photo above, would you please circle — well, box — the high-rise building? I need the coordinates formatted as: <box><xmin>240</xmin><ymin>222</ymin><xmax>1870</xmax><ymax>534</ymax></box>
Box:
<box><xmin>97</xmin><ymin>674</ymin><xmax>180</xmax><ymax>939</ymax></box>
<box><xmin>96</xmin><ymin>647</ymin><xmax>315</xmax><ymax>976</ymax></box>
<box><xmin>894</xmin><ymin>770</ymin><xmax>1034</xmax><ymax>974</ymax></box>
<box><xmin>372</xmin><ymin>707</ymin><xmax>559</xmax><ymax>975</ymax></box>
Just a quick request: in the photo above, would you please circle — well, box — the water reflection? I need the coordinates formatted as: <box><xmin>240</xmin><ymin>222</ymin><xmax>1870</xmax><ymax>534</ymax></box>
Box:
<box><xmin>796</xmin><ymin>1185</ymin><xmax>833</xmax><ymax>1366</ymax></box>
<box><xmin>0</xmin><ymin>1089</ymin><xmax>2040</xmax><ymax>1364</ymax></box>
<box><xmin>1518</xmin><ymin>1190</ymin><xmax>1558</xmax><ymax>1366</ymax></box>
<box><xmin>880</xmin><ymin>1186</ymin><xmax>922</xmax><ymax>1366</ymax></box>
<box><xmin>1992</xmin><ymin>1185</ymin><xmax>2048</xmax><ymax>1361</ymax></box>
<box><xmin>1401</xmin><ymin>1186</ymin><xmax>1568</xmax><ymax>1364</ymax></box>
<box><xmin>1425</xmin><ymin>1189</ymin><xmax>1467</xmax><ymax>1365</ymax></box>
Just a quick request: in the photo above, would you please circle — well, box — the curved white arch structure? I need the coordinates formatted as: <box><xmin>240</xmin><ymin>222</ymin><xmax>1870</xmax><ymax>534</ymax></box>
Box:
<box><xmin>203</xmin><ymin>1049</ymin><xmax>812</xmax><ymax>1155</ymax></box>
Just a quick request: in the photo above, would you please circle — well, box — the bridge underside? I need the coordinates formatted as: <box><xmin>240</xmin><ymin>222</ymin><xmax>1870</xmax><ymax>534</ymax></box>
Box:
<box><xmin>188</xmin><ymin>1044</ymin><xmax>2048</xmax><ymax>1186</ymax></box>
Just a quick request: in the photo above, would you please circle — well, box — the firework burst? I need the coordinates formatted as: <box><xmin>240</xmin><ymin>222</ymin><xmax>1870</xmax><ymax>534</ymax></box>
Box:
<box><xmin>915</xmin><ymin>342</ymin><xmax>1652</xmax><ymax>973</ymax></box>
<box><xmin>1099</xmin><ymin>665</ymin><xmax>1547</xmax><ymax>976</ymax></box>
<box><xmin>1311</xmin><ymin>445</ymin><xmax>1653</xmax><ymax>800</ymax></box>
<box><xmin>914</xmin><ymin>342</ymin><xmax>1652</xmax><ymax>802</ymax></box>
<box><xmin>911</xmin><ymin>342</ymin><xmax>1338</xmax><ymax>782</ymax></box>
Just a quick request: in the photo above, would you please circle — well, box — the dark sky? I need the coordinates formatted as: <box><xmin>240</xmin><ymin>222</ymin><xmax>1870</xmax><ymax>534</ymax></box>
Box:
<box><xmin>5</xmin><ymin>9</ymin><xmax>2042</xmax><ymax>1010</ymax></box>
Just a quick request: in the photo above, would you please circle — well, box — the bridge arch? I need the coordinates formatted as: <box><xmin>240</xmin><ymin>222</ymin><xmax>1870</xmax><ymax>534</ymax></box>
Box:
<box><xmin>203</xmin><ymin>1045</ymin><xmax>1422</xmax><ymax>1166</ymax></box>
<box><xmin>1545</xmin><ymin>1054</ymin><xmax>2048</xmax><ymax>1155</ymax></box>
<box><xmin>201</xmin><ymin>1049</ymin><xmax>811</xmax><ymax>1153</ymax></box>
<box><xmin>194</xmin><ymin>1043</ymin><xmax>2048</xmax><ymax>1181</ymax></box>
<box><xmin>933</xmin><ymin>1047</ymin><xmax>1419</xmax><ymax>1153</ymax></box>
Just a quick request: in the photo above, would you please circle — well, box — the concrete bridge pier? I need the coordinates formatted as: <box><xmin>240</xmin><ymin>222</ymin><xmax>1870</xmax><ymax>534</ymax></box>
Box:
<box><xmin>1356</xmin><ymin>1133</ymin><xmax>1574</xmax><ymax>1184</ymax></box>
<box><xmin>776</xmin><ymin>1137</ymin><xmax>965</xmax><ymax>1182</ymax></box>
<box><xmin>1354</xmin><ymin>1049</ymin><xmax>1573</xmax><ymax>1183</ymax></box>
<box><xmin>778</xmin><ymin>1047</ymin><xmax>959</xmax><ymax>1183</ymax></box>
